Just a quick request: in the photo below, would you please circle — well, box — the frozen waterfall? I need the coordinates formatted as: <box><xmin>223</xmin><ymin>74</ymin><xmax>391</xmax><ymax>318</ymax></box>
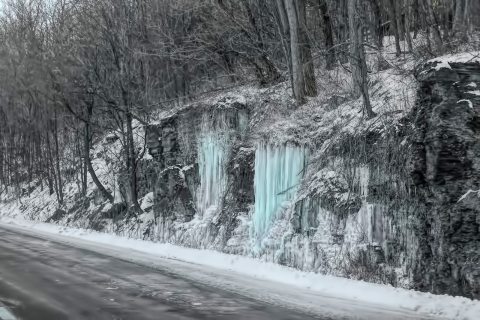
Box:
<box><xmin>251</xmin><ymin>142</ymin><xmax>309</xmax><ymax>245</ymax></box>
<box><xmin>196</xmin><ymin>110</ymin><xmax>246</xmax><ymax>218</ymax></box>
<box><xmin>345</xmin><ymin>166</ymin><xmax>387</xmax><ymax>245</ymax></box>
<box><xmin>197</xmin><ymin>132</ymin><xmax>229</xmax><ymax>218</ymax></box>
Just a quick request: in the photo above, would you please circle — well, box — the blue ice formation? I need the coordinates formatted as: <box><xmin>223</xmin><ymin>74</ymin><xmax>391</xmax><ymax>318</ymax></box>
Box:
<box><xmin>251</xmin><ymin>142</ymin><xmax>309</xmax><ymax>245</ymax></box>
<box><xmin>196</xmin><ymin>109</ymin><xmax>247</xmax><ymax>218</ymax></box>
<box><xmin>196</xmin><ymin>112</ymin><xmax>231</xmax><ymax>218</ymax></box>
<box><xmin>197</xmin><ymin>132</ymin><xmax>229</xmax><ymax>218</ymax></box>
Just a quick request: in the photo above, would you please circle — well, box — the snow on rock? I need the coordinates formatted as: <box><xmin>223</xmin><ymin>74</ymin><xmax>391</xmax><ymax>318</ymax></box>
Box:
<box><xmin>421</xmin><ymin>52</ymin><xmax>480</xmax><ymax>81</ymax></box>
<box><xmin>430</xmin><ymin>59</ymin><xmax>453</xmax><ymax>71</ymax></box>
<box><xmin>406</xmin><ymin>59</ymin><xmax>480</xmax><ymax>299</ymax></box>
<box><xmin>458</xmin><ymin>99</ymin><xmax>474</xmax><ymax>109</ymax></box>
<box><xmin>427</xmin><ymin>51</ymin><xmax>480</xmax><ymax>68</ymax></box>
<box><xmin>140</xmin><ymin>192</ymin><xmax>155</xmax><ymax>211</ymax></box>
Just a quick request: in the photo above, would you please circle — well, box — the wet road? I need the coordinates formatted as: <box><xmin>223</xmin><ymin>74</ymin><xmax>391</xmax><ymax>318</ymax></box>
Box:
<box><xmin>0</xmin><ymin>227</ymin><xmax>327</xmax><ymax>320</ymax></box>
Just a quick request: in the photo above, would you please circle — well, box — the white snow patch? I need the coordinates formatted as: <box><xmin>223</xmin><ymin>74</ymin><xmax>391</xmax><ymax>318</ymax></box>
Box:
<box><xmin>140</xmin><ymin>192</ymin><xmax>155</xmax><ymax>211</ymax></box>
<box><xmin>143</xmin><ymin>151</ymin><xmax>153</xmax><ymax>160</ymax></box>
<box><xmin>428</xmin><ymin>52</ymin><xmax>480</xmax><ymax>66</ymax></box>
<box><xmin>458</xmin><ymin>189</ymin><xmax>480</xmax><ymax>203</ymax></box>
<box><xmin>431</xmin><ymin>60</ymin><xmax>452</xmax><ymax>71</ymax></box>
<box><xmin>458</xmin><ymin>99</ymin><xmax>474</xmax><ymax>109</ymax></box>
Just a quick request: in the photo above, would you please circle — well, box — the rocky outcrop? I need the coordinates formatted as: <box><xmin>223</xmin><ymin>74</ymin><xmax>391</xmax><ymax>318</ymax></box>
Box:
<box><xmin>140</xmin><ymin>59</ymin><xmax>480</xmax><ymax>299</ymax></box>
<box><xmin>410</xmin><ymin>60</ymin><xmax>480</xmax><ymax>298</ymax></box>
<box><xmin>145</xmin><ymin>97</ymin><xmax>249</xmax><ymax>246</ymax></box>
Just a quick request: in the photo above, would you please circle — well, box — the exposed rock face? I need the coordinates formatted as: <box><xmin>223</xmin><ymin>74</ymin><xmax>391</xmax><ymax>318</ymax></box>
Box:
<box><xmin>147</xmin><ymin>114</ymin><xmax>197</xmax><ymax>226</ymax></box>
<box><xmin>141</xmin><ymin>61</ymin><xmax>479</xmax><ymax>299</ymax></box>
<box><xmin>145</xmin><ymin>97</ymin><xmax>249</xmax><ymax>246</ymax></box>
<box><xmin>411</xmin><ymin>61</ymin><xmax>480</xmax><ymax>298</ymax></box>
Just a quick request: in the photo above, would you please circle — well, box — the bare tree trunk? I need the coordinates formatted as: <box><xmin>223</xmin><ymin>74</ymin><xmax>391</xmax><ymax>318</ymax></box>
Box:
<box><xmin>348</xmin><ymin>0</ymin><xmax>375</xmax><ymax>119</ymax></box>
<box><xmin>337</xmin><ymin>0</ymin><xmax>350</xmax><ymax>63</ymax></box>
<box><xmin>82</xmin><ymin>134</ymin><xmax>88</xmax><ymax>195</ymax></box>
<box><xmin>463</xmin><ymin>0</ymin><xmax>471</xmax><ymax>38</ymax></box>
<box><xmin>453</xmin><ymin>0</ymin><xmax>464</xmax><ymax>34</ymax></box>
<box><xmin>53</xmin><ymin>113</ymin><xmax>64</xmax><ymax>204</ymax></box>
<box><xmin>367</xmin><ymin>0</ymin><xmax>384</xmax><ymax>48</ymax></box>
<box><xmin>413</xmin><ymin>0</ymin><xmax>420</xmax><ymax>38</ymax></box>
<box><xmin>424</xmin><ymin>0</ymin><xmax>444</xmax><ymax>53</ymax></box>
<box><xmin>280</xmin><ymin>0</ymin><xmax>317</xmax><ymax>104</ymax></box>
<box><xmin>388</xmin><ymin>0</ymin><xmax>402</xmax><ymax>56</ymax></box>
<box><xmin>0</xmin><ymin>134</ymin><xmax>4</xmax><ymax>189</ymax></box>
<box><xmin>125</xmin><ymin>109</ymin><xmax>141</xmax><ymax>212</ymax></box>
<box><xmin>396</xmin><ymin>0</ymin><xmax>405</xmax><ymax>42</ymax></box>
<box><xmin>441</xmin><ymin>0</ymin><xmax>452</xmax><ymax>40</ymax></box>
<box><xmin>85</xmin><ymin>103</ymin><xmax>113</xmax><ymax>203</ymax></box>
<box><xmin>45</xmin><ymin>137</ymin><xmax>54</xmax><ymax>196</ymax></box>
<box><xmin>275</xmin><ymin>0</ymin><xmax>293</xmax><ymax>84</ymax></box>
<box><xmin>405</xmin><ymin>0</ymin><xmax>414</xmax><ymax>52</ymax></box>
<box><xmin>318</xmin><ymin>0</ymin><xmax>336</xmax><ymax>70</ymax></box>
<box><xmin>297</xmin><ymin>0</ymin><xmax>317</xmax><ymax>97</ymax></box>
<box><xmin>284</xmin><ymin>0</ymin><xmax>305</xmax><ymax>104</ymax></box>
<box><xmin>46</xmin><ymin>132</ymin><xmax>59</xmax><ymax>201</ymax></box>
<box><xmin>119</xmin><ymin>78</ymin><xmax>141</xmax><ymax>212</ymax></box>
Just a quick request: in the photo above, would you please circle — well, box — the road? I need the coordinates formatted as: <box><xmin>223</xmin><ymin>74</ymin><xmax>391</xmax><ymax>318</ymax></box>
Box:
<box><xmin>0</xmin><ymin>227</ymin><xmax>327</xmax><ymax>320</ymax></box>
<box><xmin>0</xmin><ymin>225</ymin><xmax>436</xmax><ymax>320</ymax></box>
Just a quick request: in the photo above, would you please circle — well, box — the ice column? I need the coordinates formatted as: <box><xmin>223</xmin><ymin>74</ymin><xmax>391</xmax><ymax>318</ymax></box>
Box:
<box><xmin>345</xmin><ymin>166</ymin><xmax>386</xmax><ymax>245</ymax></box>
<box><xmin>197</xmin><ymin>133</ymin><xmax>228</xmax><ymax>217</ymax></box>
<box><xmin>196</xmin><ymin>112</ymin><xmax>233</xmax><ymax>218</ymax></box>
<box><xmin>251</xmin><ymin>142</ymin><xmax>309</xmax><ymax>242</ymax></box>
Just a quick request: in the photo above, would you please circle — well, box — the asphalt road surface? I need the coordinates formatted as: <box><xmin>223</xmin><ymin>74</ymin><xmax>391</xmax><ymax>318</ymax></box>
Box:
<box><xmin>0</xmin><ymin>225</ymin><xmax>438</xmax><ymax>320</ymax></box>
<box><xmin>0</xmin><ymin>226</ymin><xmax>333</xmax><ymax>320</ymax></box>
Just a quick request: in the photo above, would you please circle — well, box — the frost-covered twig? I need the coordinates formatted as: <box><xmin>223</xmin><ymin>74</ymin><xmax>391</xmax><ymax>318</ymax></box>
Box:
<box><xmin>457</xmin><ymin>189</ymin><xmax>480</xmax><ymax>203</ymax></box>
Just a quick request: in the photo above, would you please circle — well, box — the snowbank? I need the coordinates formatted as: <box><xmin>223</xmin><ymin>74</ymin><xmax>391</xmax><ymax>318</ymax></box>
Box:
<box><xmin>0</xmin><ymin>216</ymin><xmax>478</xmax><ymax>320</ymax></box>
<box><xmin>427</xmin><ymin>51</ymin><xmax>480</xmax><ymax>70</ymax></box>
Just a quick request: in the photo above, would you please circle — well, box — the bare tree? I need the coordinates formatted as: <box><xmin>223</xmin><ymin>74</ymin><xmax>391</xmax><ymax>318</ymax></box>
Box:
<box><xmin>404</xmin><ymin>0</ymin><xmax>414</xmax><ymax>52</ymax></box>
<box><xmin>348</xmin><ymin>0</ymin><xmax>375</xmax><ymax>119</ymax></box>
<box><xmin>367</xmin><ymin>0</ymin><xmax>384</xmax><ymax>49</ymax></box>
<box><xmin>0</xmin><ymin>0</ymin><xmax>479</xmax><ymax>216</ymax></box>
<box><xmin>387</xmin><ymin>0</ymin><xmax>402</xmax><ymax>57</ymax></box>
<box><xmin>424</xmin><ymin>0</ymin><xmax>444</xmax><ymax>53</ymax></box>
<box><xmin>277</xmin><ymin>0</ymin><xmax>317</xmax><ymax>104</ymax></box>
<box><xmin>318</xmin><ymin>0</ymin><xmax>336</xmax><ymax>70</ymax></box>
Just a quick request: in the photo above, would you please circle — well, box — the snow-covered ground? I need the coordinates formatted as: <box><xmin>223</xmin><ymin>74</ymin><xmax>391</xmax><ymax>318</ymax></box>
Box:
<box><xmin>0</xmin><ymin>216</ymin><xmax>478</xmax><ymax>320</ymax></box>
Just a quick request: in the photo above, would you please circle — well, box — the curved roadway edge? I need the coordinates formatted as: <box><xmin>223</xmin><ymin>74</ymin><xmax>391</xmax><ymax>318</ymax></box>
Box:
<box><xmin>0</xmin><ymin>221</ymin><xmax>439</xmax><ymax>320</ymax></box>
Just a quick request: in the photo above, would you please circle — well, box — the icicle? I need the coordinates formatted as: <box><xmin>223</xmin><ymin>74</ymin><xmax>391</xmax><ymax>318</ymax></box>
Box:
<box><xmin>196</xmin><ymin>112</ymin><xmax>230</xmax><ymax>218</ymax></box>
<box><xmin>359</xmin><ymin>165</ymin><xmax>369</xmax><ymax>202</ymax></box>
<box><xmin>251</xmin><ymin>142</ymin><xmax>309</xmax><ymax>245</ymax></box>
<box><xmin>345</xmin><ymin>166</ymin><xmax>387</xmax><ymax>245</ymax></box>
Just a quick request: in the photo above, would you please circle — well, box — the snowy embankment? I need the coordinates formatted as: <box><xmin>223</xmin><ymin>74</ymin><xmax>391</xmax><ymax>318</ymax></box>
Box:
<box><xmin>0</xmin><ymin>217</ymin><xmax>478</xmax><ymax>320</ymax></box>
